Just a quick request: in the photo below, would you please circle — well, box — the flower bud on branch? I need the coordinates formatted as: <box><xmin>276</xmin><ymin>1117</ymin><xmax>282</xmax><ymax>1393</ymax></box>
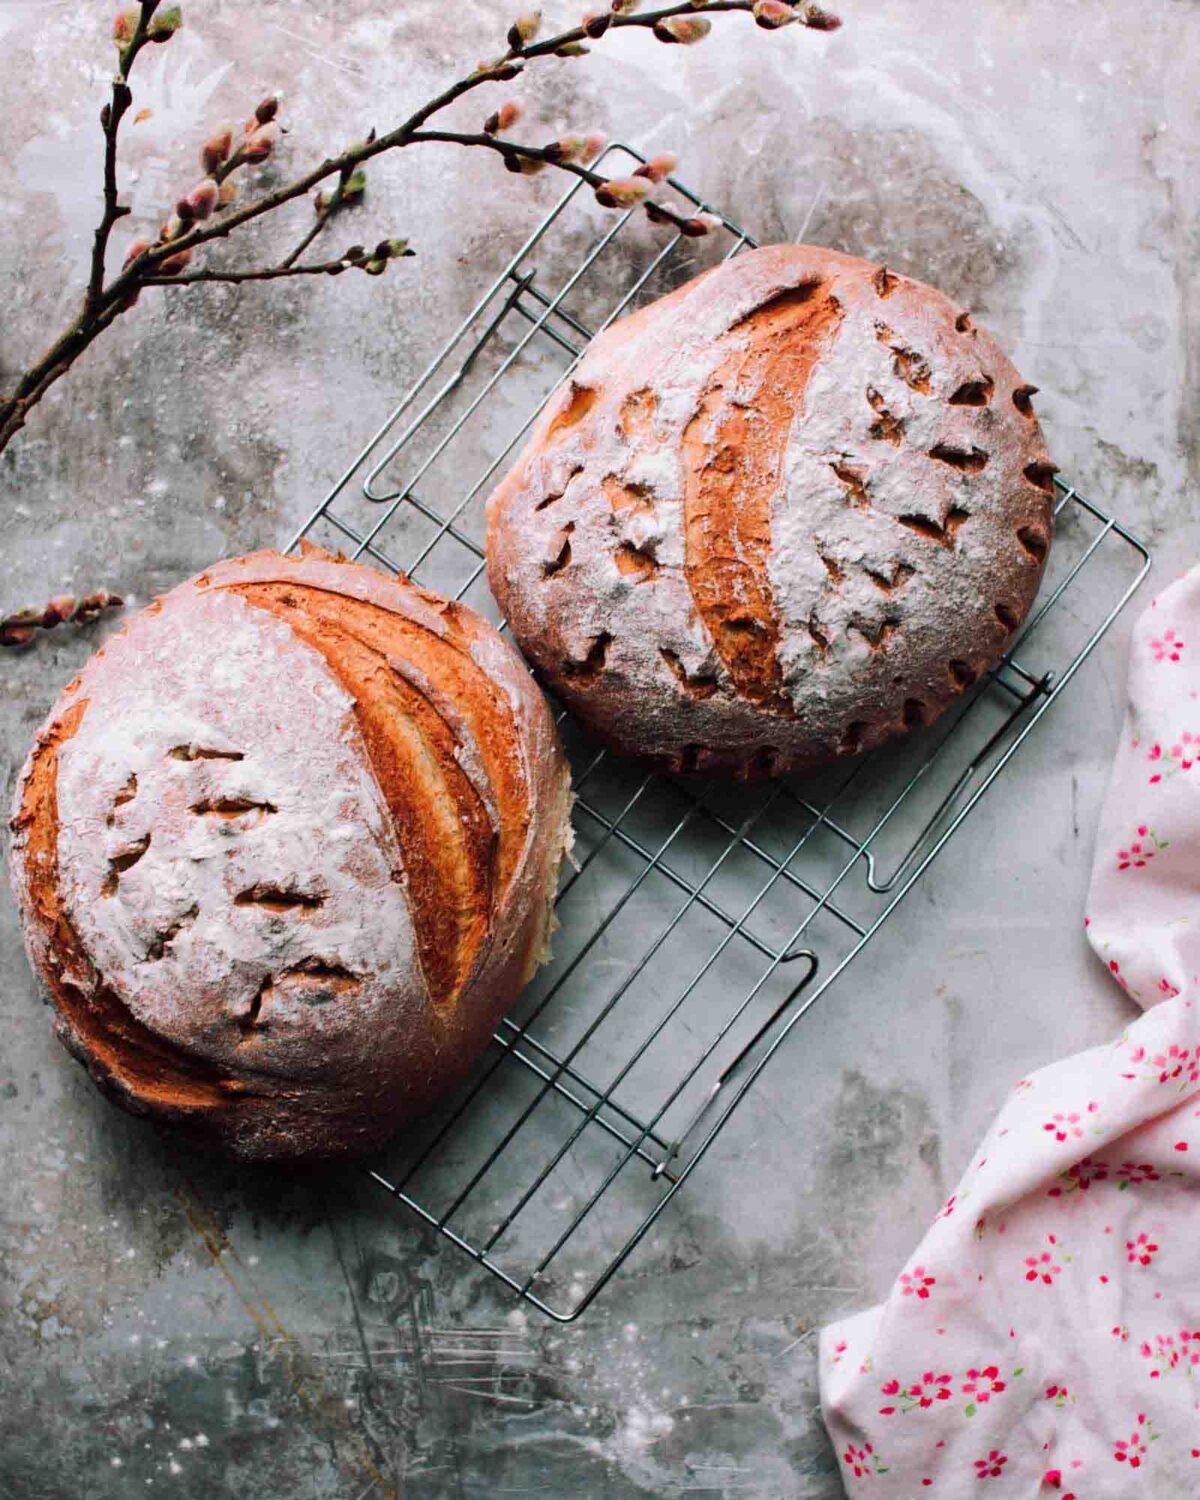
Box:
<box><xmin>594</xmin><ymin>175</ymin><xmax>651</xmax><ymax>208</ymax></box>
<box><xmin>315</xmin><ymin>163</ymin><xmax>367</xmax><ymax>218</ymax></box>
<box><xmin>313</xmin><ymin>168</ymin><xmax>361</xmax><ymax>219</ymax></box>
<box><xmin>555</xmin><ymin>42</ymin><xmax>590</xmax><ymax>57</ymax></box>
<box><xmin>681</xmin><ymin>211</ymin><xmax>723</xmax><ymax>236</ymax></box>
<box><xmin>244</xmin><ymin>99</ymin><xmax>280</xmax><ymax>136</ymax></box>
<box><xmin>802</xmin><ymin>4</ymin><xmax>842</xmax><ymax>29</ymax></box>
<box><xmin>184</xmin><ymin>177</ymin><xmax>220</xmax><ymax>220</ymax></box>
<box><xmin>1</xmin><ymin>590</ymin><xmax>124</xmax><ymax>649</ymax></box>
<box><xmin>158</xmin><ymin>245</ymin><xmax>194</xmax><ymax>274</ymax></box>
<box><xmin>653</xmin><ymin>17</ymin><xmax>711</xmax><ymax>44</ymax></box>
<box><xmin>112</xmin><ymin>6</ymin><xmax>139</xmax><ymax>47</ymax></box>
<box><xmin>483</xmin><ymin>100</ymin><xmax>522</xmax><ymax>135</ymax></box>
<box><xmin>475</xmin><ymin>55</ymin><xmax>525</xmax><ymax>80</ymax></box>
<box><xmin>634</xmin><ymin>152</ymin><xmax>677</xmax><ymax>183</ymax></box>
<box><xmin>507</xmin><ymin>11</ymin><xmax>542</xmax><ymax>50</ymax></box>
<box><xmin>375</xmin><ymin>237</ymin><xmax>413</xmax><ymax>261</ymax></box>
<box><xmin>200</xmin><ymin>126</ymin><xmax>234</xmax><ymax>174</ymax></box>
<box><xmin>582</xmin><ymin>11</ymin><xmax>612</xmax><ymax>39</ymax></box>
<box><xmin>147</xmin><ymin>5</ymin><xmax>183</xmax><ymax>43</ymax></box>
<box><xmin>544</xmin><ymin>134</ymin><xmax>603</xmax><ymax>165</ymax></box>
<box><xmin>123</xmin><ymin>237</ymin><xmax>152</xmax><ymax>269</ymax></box>
<box><xmin>242</xmin><ymin>121</ymin><xmax>280</xmax><ymax>163</ymax></box>
<box><xmin>753</xmin><ymin>0</ymin><xmax>798</xmax><ymax>27</ymax></box>
<box><xmin>504</xmin><ymin>151</ymin><xmax>546</xmax><ymax>175</ymax></box>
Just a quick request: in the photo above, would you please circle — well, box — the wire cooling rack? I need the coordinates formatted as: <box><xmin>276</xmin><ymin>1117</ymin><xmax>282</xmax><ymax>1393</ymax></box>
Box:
<box><xmin>288</xmin><ymin>145</ymin><xmax>1152</xmax><ymax>1321</ymax></box>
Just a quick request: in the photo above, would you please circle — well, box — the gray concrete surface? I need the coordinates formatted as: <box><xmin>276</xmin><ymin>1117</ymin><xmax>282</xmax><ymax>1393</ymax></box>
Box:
<box><xmin>1</xmin><ymin>1</ymin><xmax>1197</xmax><ymax>1495</ymax></box>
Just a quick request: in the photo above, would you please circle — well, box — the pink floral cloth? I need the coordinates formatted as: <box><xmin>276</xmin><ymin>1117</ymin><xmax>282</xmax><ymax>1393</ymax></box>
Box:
<box><xmin>819</xmin><ymin>569</ymin><xmax>1200</xmax><ymax>1496</ymax></box>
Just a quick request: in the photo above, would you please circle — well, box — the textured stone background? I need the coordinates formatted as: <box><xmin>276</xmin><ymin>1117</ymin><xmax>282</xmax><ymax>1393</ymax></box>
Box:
<box><xmin>1</xmin><ymin>2</ymin><xmax>1197</xmax><ymax>1496</ymax></box>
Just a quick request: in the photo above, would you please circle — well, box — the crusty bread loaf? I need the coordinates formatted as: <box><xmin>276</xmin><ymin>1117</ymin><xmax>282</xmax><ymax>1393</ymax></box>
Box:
<box><xmin>8</xmin><ymin>548</ymin><xmax>572</xmax><ymax>1162</ymax></box>
<box><xmin>486</xmin><ymin>244</ymin><xmax>1055</xmax><ymax>776</ymax></box>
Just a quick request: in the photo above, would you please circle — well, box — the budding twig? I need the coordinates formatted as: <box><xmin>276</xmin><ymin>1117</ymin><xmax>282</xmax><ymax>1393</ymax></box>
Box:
<box><xmin>88</xmin><ymin>0</ymin><xmax>161</xmax><ymax>316</ymax></box>
<box><xmin>0</xmin><ymin>0</ymin><xmax>842</xmax><ymax>462</ymax></box>
<box><xmin>1</xmin><ymin>590</ymin><xmax>124</xmax><ymax>649</ymax></box>
<box><xmin>145</xmin><ymin>238</ymin><xmax>413</xmax><ymax>286</ymax></box>
<box><xmin>408</xmin><ymin>129</ymin><xmax>700</xmax><ymax>232</ymax></box>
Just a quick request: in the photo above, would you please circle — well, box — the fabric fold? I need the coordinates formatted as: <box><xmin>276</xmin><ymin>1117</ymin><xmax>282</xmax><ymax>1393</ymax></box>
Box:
<box><xmin>820</xmin><ymin>567</ymin><xmax>1200</xmax><ymax>1496</ymax></box>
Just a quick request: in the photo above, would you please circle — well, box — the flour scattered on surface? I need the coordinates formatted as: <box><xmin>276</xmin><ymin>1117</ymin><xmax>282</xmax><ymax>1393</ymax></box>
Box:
<box><xmin>619</xmin><ymin>1405</ymin><xmax>675</xmax><ymax>1451</ymax></box>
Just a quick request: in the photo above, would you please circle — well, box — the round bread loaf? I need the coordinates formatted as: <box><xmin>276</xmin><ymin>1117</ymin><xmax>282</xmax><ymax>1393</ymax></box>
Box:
<box><xmin>8</xmin><ymin>548</ymin><xmax>572</xmax><ymax>1162</ymax></box>
<box><xmin>486</xmin><ymin>244</ymin><xmax>1056</xmax><ymax>776</ymax></box>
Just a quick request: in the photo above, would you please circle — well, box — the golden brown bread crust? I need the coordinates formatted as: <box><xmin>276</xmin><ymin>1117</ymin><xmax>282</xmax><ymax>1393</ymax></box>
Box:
<box><xmin>682</xmin><ymin>282</ymin><xmax>844</xmax><ymax>714</ymax></box>
<box><xmin>8</xmin><ymin>549</ymin><xmax>572</xmax><ymax>1162</ymax></box>
<box><xmin>486</xmin><ymin>245</ymin><xmax>1056</xmax><ymax>777</ymax></box>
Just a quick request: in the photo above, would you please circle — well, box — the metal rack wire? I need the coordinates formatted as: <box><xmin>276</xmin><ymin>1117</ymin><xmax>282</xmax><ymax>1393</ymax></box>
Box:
<box><xmin>288</xmin><ymin>145</ymin><xmax>1152</xmax><ymax>1322</ymax></box>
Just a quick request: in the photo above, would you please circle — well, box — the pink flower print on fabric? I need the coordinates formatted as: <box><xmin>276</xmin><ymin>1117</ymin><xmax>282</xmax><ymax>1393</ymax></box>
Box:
<box><xmin>961</xmin><ymin>1365</ymin><xmax>1008</xmax><ymax>1410</ymax></box>
<box><xmin>1113</xmin><ymin>1412</ymin><xmax>1158</xmax><ymax>1468</ymax></box>
<box><xmin>1178</xmin><ymin>1330</ymin><xmax>1200</xmax><ymax>1368</ymax></box>
<box><xmin>1146</xmin><ymin>732</ymin><xmax>1199</xmax><ymax>782</ymax></box>
<box><xmin>842</xmin><ymin>1441</ymin><xmax>887</xmax><ymax>1478</ymax></box>
<box><xmin>1138</xmin><ymin>1331</ymin><xmax>1200</xmax><ymax>1379</ymax></box>
<box><xmin>973</xmin><ymin>1449</ymin><xmax>1008</xmax><ymax>1479</ymax></box>
<box><xmin>899</xmin><ymin>1264</ymin><xmax>935</xmax><ymax>1300</ymax></box>
<box><xmin>1048</xmin><ymin>1155</ymin><xmax>1108</xmax><ymax>1197</ymax></box>
<box><xmin>1117</xmin><ymin>825</ymin><xmax>1169</xmax><ymax>870</ymax></box>
<box><xmin>1151</xmin><ymin>628</ymin><xmax>1184</xmax><ymax>662</ymax></box>
<box><xmin>1120</xmin><ymin>1041</ymin><xmax>1200</xmax><ymax>1089</ymax></box>
<box><xmin>816</xmin><ymin>567</ymin><xmax>1200</xmax><ymax>1495</ymax></box>
<box><xmin>877</xmin><ymin>1370</ymin><xmax>954</xmax><ymax>1415</ymax></box>
<box><xmin>1043</xmin><ymin>1112</ymin><xmax>1083</xmax><ymax>1142</ymax></box>
<box><xmin>1024</xmin><ymin>1234</ymin><xmax>1066</xmax><ymax>1284</ymax></box>
<box><xmin>1106</xmin><ymin>956</ymin><xmax>1134</xmax><ymax>995</ymax></box>
<box><xmin>1127</xmin><ymin>1231</ymin><xmax>1159</xmax><ymax>1267</ymax></box>
<box><xmin>1041</xmin><ymin>1470</ymin><xmax>1079</xmax><ymax>1496</ymax></box>
<box><xmin>912</xmin><ymin>1374</ymin><xmax>954</xmax><ymax>1404</ymax></box>
<box><xmin>1152</xmin><ymin>1044</ymin><xmax>1198</xmax><ymax>1085</ymax></box>
<box><xmin>1118</xmin><ymin>1161</ymin><xmax>1161</xmax><ymax>1188</ymax></box>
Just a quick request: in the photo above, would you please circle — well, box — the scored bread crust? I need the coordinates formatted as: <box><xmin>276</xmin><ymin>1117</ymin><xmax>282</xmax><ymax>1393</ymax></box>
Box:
<box><xmin>8</xmin><ymin>549</ymin><xmax>572</xmax><ymax>1162</ymax></box>
<box><xmin>486</xmin><ymin>244</ymin><xmax>1056</xmax><ymax>776</ymax></box>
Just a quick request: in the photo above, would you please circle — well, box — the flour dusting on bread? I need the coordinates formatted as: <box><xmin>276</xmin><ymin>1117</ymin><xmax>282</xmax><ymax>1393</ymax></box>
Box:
<box><xmin>486</xmin><ymin>244</ymin><xmax>1054</xmax><ymax>776</ymax></box>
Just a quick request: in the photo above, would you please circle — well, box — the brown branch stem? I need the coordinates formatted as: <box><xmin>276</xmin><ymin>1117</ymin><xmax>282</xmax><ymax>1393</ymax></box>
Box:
<box><xmin>144</xmin><ymin>259</ymin><xmax>350</xmax><ymax>286</ymax></box>
<box><xmin>407</xmin><ymin>130</ymin><xmax>696</xmax><ymax>230</ymax></box>
<box><xmin>87</xmin><ymin>0</ymin><xmax>160</xmax><ymax>315</ymax></box>
<box><xmin>280</xmin><ymin>216</ymin><xmax>329</xmax><ymax>270</ymax></box>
